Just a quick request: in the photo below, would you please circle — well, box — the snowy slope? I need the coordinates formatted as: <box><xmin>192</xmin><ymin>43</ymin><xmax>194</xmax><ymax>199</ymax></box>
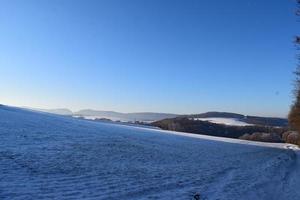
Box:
<box><xmin>0</xmin><ymin>105</ymin><xmax>299</xmax><ymax>200</ymax></box>
<box><xmin>192</xmin><ymin>117</ymin><xmax>253</xmax><ymax>126</ymax></box>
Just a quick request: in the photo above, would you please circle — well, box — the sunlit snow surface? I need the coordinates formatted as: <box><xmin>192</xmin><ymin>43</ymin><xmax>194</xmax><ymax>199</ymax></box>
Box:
<box><xmin>192</xmin><ymin>117</ymin><xmax>253</xmax><ymax>126</ymax></box>
<box><xmin>0</xmin><ymin>106</ymin><xmax>299</xmax><ymax>200</ymax></box>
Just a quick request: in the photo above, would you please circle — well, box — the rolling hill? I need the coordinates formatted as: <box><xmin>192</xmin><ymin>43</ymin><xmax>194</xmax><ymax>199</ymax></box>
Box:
<box><xmin>0</xmin><ymin>105</ymin><xmax>299</xmax><ymax>199</ymax></box>
<box><xmin>74</xmin><ymin>109</ymin><xmax>178</xmax><ymax>122</ymax></box>
<box><xmin>186</xmin><ymin>112</ymin><xmax>288</xmax><ymax>127</ymax></box>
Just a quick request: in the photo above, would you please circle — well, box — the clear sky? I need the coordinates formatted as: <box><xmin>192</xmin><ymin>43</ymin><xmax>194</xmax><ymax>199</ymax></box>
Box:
<box><xmin>0</xmin><ymin>0</ymin><xmax>299</xmax><ymax>117</ymax></box>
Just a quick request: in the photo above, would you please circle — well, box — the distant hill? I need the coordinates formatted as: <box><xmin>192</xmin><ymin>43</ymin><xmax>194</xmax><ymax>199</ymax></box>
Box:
<box><xmin>152</xmin><ymin>112</ymin><xmax>289</xmax><ymax>143</ymax></box>
<box><xmin>184</xmin><ymin>112</ymin><xmax>288</xmax><ymax>127</ymax></box>
<box><xmin>25</xmin><ymin>107</ymin><xmax>73</xmax><ymax>116</ymax></box>
<box><xmin>74</xmin><ymin>109</ymin><xmax>178</xmax><ymax>122</ymax></box>
<box><xmin>152</xmin><ymin>117</ymin><xmax>287</xmax><ymax>142</ymax></box>
<box><xmin>241</xmin><ymin>116</ymin><xmax>288</xmax><ymax>127</ymax></box>
<box><xmin>22</xmin><ymin>107</ymin><xmax>177</xmax><ymax>122</ymax></box>
<box><xmin>187</xmin><ymin>112</ymin><xmax>245</xmax><ymax>119</ymax></box>
<box><xmin>23</xmin><ymin>108</ymin><xmax>288</xmax><ymax>127</ymax></box>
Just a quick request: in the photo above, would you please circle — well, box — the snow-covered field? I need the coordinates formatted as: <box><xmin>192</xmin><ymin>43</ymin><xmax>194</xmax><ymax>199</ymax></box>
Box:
<box><xmin>0</xmin><ymin>106</ymin><xmax>299</xmax><ymax>200</ymax></box>
<box><xmin>192</xmin><ymin>117</ymin><xmax>253</xmax><ymax>126</ymax></box>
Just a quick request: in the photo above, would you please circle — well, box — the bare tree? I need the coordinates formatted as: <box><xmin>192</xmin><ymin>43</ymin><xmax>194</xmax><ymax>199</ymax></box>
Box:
<box><xmin>288</xmin><ymin>0</ymin><xmax>300</xmax><ymax>137</ymax></box>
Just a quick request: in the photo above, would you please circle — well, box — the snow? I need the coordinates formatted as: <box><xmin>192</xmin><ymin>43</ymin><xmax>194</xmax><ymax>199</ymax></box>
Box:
<box><xmin>192</xmin><ymin>117</ymin><xmax>253</xmax><ymax>126</ymax></box>
<box><xmin>0</xmin><ymin>105</ymin><xmax>299</xmax><ymax>200</ymax></box>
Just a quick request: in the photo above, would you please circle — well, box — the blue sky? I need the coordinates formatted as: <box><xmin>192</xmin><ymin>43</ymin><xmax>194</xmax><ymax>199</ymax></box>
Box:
<box><xmin>0</xmin><ymin>0</ymin><xmax>299</xmax><ymax>117</ymax></box>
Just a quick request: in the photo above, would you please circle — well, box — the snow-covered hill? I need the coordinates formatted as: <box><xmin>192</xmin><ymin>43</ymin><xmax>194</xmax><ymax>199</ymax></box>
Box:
<box><xmin>0</xmin><ymin>105</ymin><xmax>299</xmax><ymax>200</ymax></box>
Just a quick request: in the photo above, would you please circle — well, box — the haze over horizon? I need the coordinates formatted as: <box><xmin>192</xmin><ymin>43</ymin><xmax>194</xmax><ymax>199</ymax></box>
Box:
<box><xmin>3</xmin><ymin>104</ymin><xmax>291</xmax><ymax>119</ymax></box>
<box><xmin>1</xmin><ymin>0</ymin><xmax>299</xmax><ymax>118</ymax></box>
